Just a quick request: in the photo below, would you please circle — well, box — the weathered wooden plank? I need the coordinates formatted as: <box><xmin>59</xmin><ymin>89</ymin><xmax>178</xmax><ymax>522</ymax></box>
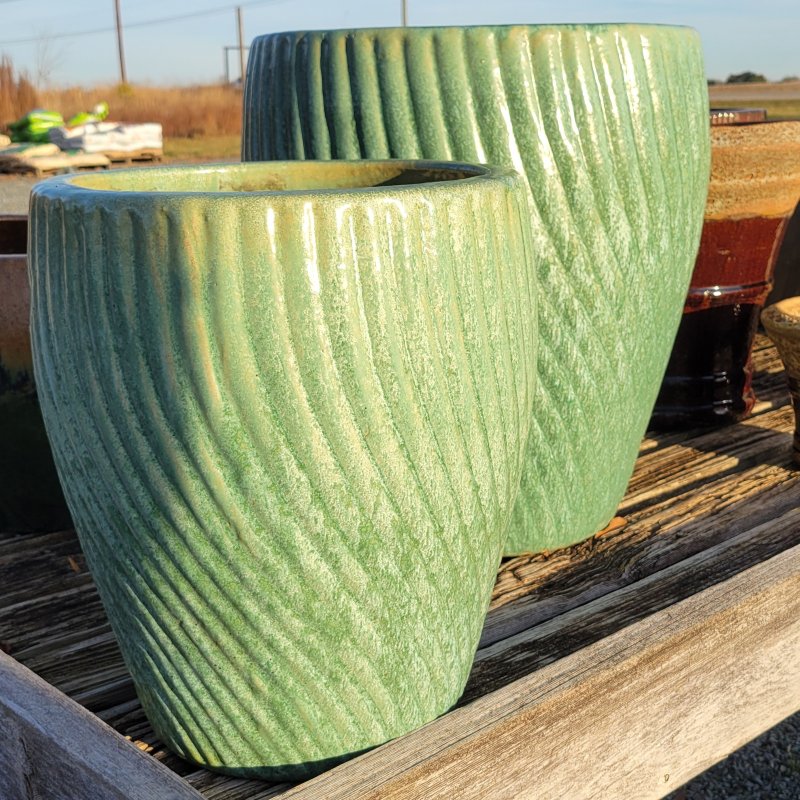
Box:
<box><xmin>484</xmin><ymin>456</ymin><xmax>799</xmax><ymax>647</ymax></box>
<box><xmin>0</xmin><ymin>340</ymin><xmax>794</xmax><ymax>799</ymax></box>
<box><xmin>183</xmin><ymin>771</ymin><xmax>288</xmax><ymax>800</ymax></box>
<box><xmin>281</xmin><ymin>543</ymin><xmax>800</xmax><ymax>800</ymax></box>
<box><xmin>626</xmin><ymin>405</ymin><xmax>794</xmax><ymax>512</ymax></box>
<box><xmin>471</xmin><ymin>506</ymin><xmax>800</xmax><ymax>696</ymax></box>
<box><xmin>0</xmin><ymin>651</ymin><xmax>204</xmax><ymax>800</ymax></box>
<box><xmin>490</xmin><ymin>399</ymin><xmax>796</xmax><ymax>623</ymax></box>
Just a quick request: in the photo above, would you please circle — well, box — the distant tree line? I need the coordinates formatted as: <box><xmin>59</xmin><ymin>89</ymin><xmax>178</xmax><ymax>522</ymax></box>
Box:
<box><xmin>707</xmin><ymin>71</ymin><xmax>799</xmax><ymax>85</ymax></box>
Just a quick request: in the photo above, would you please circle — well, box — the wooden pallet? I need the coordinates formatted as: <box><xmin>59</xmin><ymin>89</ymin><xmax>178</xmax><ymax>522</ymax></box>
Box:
<box><xmin>103</xmin><ymin>149</ymin><xmax>163</xmax><ymax>164</ymax></box>
<box><xmin>1</xmin><ymin>334</ymin><xmax>799</xmax><ymax>799</ymax></box>
<box><xmin>0</xmin><ymin>150</ymin><xmax>111</xmax><ymax>176</ymax></box>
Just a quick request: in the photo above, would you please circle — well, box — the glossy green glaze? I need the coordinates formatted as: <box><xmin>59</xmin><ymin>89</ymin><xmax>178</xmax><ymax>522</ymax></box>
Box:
<box><xmin>243</xmin><ymin>24</ymin><xmax>711</xmax><ymax>554</ymax></box>
<box><xmin>29</xmin><ymin>161</ymin><xmax>537</xmax><ymax>778</ymax></box>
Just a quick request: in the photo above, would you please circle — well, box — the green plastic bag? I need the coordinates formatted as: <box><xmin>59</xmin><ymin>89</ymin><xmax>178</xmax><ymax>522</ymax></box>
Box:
<box><xmin>8</xmin><ymin>109</ymin><xmax>65</xmax><ymax>143</ymax></box>
<box><xmin>66</xmin><ymin>101</ymin><xmax>110</xmax><ymax>128</ymax></box>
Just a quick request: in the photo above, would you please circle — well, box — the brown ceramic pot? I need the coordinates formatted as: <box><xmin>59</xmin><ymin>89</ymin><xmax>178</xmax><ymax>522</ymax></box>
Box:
<box><xmin>0</xmin><ymin>214</ymin><xmax>71</xmax><ymax>532</ymax></box>
<box><xmin>762</xmin><ymin>297</ymin><xmax>800</xmax><ymax>465</ymax></box>
<box><xmin>652</xmin><ymin>120</ymin><xmax>800</xmax><ymax>427</ymax></box>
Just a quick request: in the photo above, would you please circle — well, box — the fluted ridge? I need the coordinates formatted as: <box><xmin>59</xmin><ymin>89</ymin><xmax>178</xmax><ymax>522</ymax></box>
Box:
<box><xmin>29</xmin><ymin>162</ymin><xmax>536</xmax><ymax>777</ymax></box>
<box><xmin>243</xmin><ymin>25</ymin><xmax>710</xmax><ymax>554</ymax></box>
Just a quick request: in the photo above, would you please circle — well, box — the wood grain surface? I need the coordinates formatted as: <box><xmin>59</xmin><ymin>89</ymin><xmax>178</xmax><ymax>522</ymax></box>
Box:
<box><xmin>0</xmin><ymin>651</ymin><xmax>203</xmax><ymax>800</ymax></box>
<box><xmin>281</xmin><ymin>543</ymin><xmax>800</xmax><ymax>800</ymax></box>
<box><xmin>1</xmin><ymin>334</ymin><xmax>798</xmax><ymax>798</ymax></box>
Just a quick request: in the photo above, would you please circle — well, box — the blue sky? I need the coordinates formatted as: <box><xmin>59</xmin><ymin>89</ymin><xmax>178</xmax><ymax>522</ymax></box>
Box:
<box><xmin>0</xmin><ymin>0</ymin><xmax>798</xmax><ymax>86</ymax></box>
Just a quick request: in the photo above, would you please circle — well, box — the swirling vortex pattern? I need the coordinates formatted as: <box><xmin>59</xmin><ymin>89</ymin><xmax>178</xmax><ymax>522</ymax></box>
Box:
<box><xmin>243</xmin><ymin>24</ymin><xmax>710</xmax><ymax>554</ymax></box>
<box><xmin>28</xmin><ymin>162</ymin><xmax>536</xmax><ymax>778</ymax></box>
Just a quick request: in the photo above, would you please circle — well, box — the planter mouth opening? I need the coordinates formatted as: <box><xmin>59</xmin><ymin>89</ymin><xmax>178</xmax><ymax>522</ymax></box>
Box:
<box><xmin>62</xmin><ymin>161</ymin><xmax>493</xmax><ymax>197</ymax></box>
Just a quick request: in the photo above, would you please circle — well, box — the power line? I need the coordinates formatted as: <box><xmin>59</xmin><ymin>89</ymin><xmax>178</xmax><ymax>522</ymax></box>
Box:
<box><xmin>0</xmin><ymin>0</ymin><xmax>285</xmax><ymax>47</ymax></box>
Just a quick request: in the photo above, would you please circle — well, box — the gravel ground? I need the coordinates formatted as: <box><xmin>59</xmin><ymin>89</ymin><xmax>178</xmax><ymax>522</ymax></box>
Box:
<box><xmin>669</xmin><ymin>711</ymin><xmax>800</xmax><ymax>799</ymax></box>
<box><xmin>2</xmin><ymin>172</ymin><xmax>799</xmax><ymax>799</ymax></box>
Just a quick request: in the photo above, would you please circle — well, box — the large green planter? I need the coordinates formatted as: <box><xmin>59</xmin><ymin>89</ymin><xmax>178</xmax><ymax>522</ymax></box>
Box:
<box><xmin>243</xmin><ymin>24</ymin><xmax>711</xmax><ymax>554</ymax></box>
<box><xmin>29</xmin><ymin>161</ymin><xmax>536</xmax><ymax>779</ymax></box>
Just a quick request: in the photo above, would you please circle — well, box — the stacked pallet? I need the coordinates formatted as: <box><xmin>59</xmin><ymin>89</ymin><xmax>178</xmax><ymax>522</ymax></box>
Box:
<box><xmin>0</xmin><ymin>144</ymin><xmax>110</xmax><ymax>176</ymax></box>
<box><xmin>49</xmin><ymin>122</ymin><xmax>163</xmax><ymax>161</ymax></box>
<box><xmin>0</xmin><ymin>121</ymin><xmax>163</xmax><ymax>175</ymax></box>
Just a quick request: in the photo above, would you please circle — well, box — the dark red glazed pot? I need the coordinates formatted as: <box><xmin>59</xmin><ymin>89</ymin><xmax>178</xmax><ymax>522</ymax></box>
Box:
<box><xmin>652</xmin><ymin>120</ymin><xmax>800</xmax><ymax>427</ymax></box>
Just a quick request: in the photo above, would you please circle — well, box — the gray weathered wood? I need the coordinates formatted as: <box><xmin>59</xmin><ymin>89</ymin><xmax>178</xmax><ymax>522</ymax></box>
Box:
<box><xmin>280</xmin><ymin>542</ymin><xmax>800</xmax><ymax>800</ymax></box>
<box><xmin>0</xmin><ymin>651</ymin><xmax>204</xmax><ymax>800</ymax></box>
<box><xmin>469</xmin><ymin>505</ymin><xmax>800</xmax><ymax>700</ymax></box>
<box><xmin>483</xmin><ymin>454</ymin><xmax>799</xmax><ymax>649</ymax></box>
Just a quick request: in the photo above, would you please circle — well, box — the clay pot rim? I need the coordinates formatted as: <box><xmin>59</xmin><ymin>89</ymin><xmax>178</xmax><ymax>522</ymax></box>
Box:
<box><xmin>33</xmin><ymin>160</ymin><xmax>520</xmax><ymax>202</ymax></box>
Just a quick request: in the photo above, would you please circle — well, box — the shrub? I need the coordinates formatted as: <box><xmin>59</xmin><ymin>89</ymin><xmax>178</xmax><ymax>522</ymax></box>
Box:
<box><xmin>726</xmin><ymin>71</ymin><xmax>768</xmax><ymax>84</ymax></box>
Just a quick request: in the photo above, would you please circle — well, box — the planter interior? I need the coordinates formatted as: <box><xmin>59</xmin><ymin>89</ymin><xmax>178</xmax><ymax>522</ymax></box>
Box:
<box><xmin>29</xmin><ymin>160</ymin><xmax>537</xmax><ymax>779</ymax></box>
<box><xmin>0</xmin><ymin>214</ymin><xmax>71</xmax><ymax>534</ymax></box>
<box><xmin>67</xmin><ymin>160</ymin><xmax>479</xmax><ymax>192</ymax></box>
<box><xmin>653</xmin><ymin>120</ymin><xmax>800</xmax><ymax>427</ymax></box>
<box><xmin>242</xmin><ymin>23</ymin><xmax>711</xmax><ymax>555</ymax></box>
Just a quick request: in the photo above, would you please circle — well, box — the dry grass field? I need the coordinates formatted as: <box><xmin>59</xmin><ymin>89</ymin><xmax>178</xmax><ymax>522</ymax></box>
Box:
<box><xmin>40</xmin><ymin>83</ymin><xmax>244</xmax><ymax>161</ymax></box>
<box><xmin>3</xmin><ymin>53</ymin><xmax>800</xmax><ymax>163</ymax></box>
<box><xmin>1</xmin><ymin>57</ymin><xmax>243</xmax><ymax>161</ymax></box>
<box><xmin>38</xmin><ymin>83</ymin><xmax>243</xmax><ymax>139</ymax></box>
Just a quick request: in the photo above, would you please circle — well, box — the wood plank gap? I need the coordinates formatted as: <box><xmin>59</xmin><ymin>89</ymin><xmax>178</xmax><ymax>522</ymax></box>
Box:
<box><xmin>482</xmin><ymin>489</ymin><xmax>800</xmax><ymax>653</ymax></box>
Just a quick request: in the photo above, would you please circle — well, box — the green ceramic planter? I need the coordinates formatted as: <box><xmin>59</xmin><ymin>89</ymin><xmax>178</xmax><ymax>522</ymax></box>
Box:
<box><xmin>0</xmin><ymin>214</ymin><xmax>71</xmax><ymax>533</ymax></box>
<box><xmin>243</xmin><ymin>24</ymin><xmax>711</xmax><ymax>554</ymax></box>
<box><xmin>29</xmin><ymin>161</ymin><xmax>536</xmax><ymax>779</ymax></box>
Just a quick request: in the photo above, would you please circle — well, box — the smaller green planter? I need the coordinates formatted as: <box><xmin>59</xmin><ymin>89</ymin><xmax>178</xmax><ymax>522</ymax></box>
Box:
<box><xmin>30</xmin><ymin>161</ymin><xmax>537</xmax><ymax>779</ymax></box>
<box><xmin>0</xmin><ymin>214</ymin><xmax>71</xmax><ymax>533</ymax></box>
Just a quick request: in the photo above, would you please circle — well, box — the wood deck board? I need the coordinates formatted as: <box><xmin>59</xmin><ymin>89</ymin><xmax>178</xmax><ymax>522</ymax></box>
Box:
<box><xmin>1</xmin><ymin>333</ymin><xmax>797</xmax><ymax>798</ymax></box>
<box><xmin>0</xmin><ymin>651</ymin><xmax>204</xmax><ymax>799</ymax></box>
<box><xmin>282</xmin><ymin>543</ymin><xmax>800</xmax><ymax>800</ymax></box>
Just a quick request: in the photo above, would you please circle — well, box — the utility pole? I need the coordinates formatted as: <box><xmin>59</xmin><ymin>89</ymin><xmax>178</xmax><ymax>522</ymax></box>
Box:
<box><xmin>401</xmin><ymin>0</ymin><xmax>408</xmax><ymax>27</ymax></box>
<box><xmin>237</xmin><ymin>6</ymin><xmax>245</xmax><ymax>86</ymax></box>
<box><xmin>114</xmin><ymin>0</ymin><xmax>128</xmax><ymax>85</ymax></box>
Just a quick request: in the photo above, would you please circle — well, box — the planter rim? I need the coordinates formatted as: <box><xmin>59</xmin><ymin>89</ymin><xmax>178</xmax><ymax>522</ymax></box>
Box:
<box><xmin>763</xmin><ymin>297</ymin><xmax>800</xmax><ymax>333</ymax></box>
<box><xmin>34</xmin><ymin>160</ymin><xmax>518</xmax><ymax>202</ymax></box>
<box><xmin>252</xmin><ymin>22</ymin><xmax>697</xmax><ymax>39</ymax></box>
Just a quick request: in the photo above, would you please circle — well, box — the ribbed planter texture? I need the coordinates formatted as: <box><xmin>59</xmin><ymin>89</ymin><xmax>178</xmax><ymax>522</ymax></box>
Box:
<box><xmin>29</xmin><ymin>161</ymin><xmax>537</xmax><ymax>779</ymax></box>
<box><xmin>0</xmin><ymin>214</ymin><xmax>71</xmax><ymax>533</ymax></box>
<box><xmin>242</xmin><ymin>24</ymin><xmax>710</xmax><ymax>555</ymax></box>
<box><xmin>653</xmin><ymin>121</ymin><xmax>800</xmax><ymax>427</ymax></box>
